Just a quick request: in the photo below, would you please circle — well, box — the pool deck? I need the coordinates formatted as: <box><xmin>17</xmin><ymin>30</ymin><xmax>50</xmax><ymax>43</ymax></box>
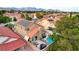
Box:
<box><xmin>20</xmin><ymin>38</ymin><xmax>54</xmax><ymax>51</ymax></box>
<box><xmin>35</xmin><ymin>40</ymin><xmax>46</xmax><ymax>44</ymax></box>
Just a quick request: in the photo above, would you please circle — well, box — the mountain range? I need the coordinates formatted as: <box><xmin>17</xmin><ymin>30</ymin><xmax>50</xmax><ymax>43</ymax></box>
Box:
<box><xmin>0</xmin><ymin>7</ymin><xmax>62</xmax><ymax>12</ymax></box>
<box><xmin>0</xmin><ymin>7</ymin><xmax>79</xmax><ymax>12</ymax></box>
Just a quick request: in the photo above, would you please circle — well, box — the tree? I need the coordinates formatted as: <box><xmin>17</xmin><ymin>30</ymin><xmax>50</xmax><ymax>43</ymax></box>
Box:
<box><xmin>9</xmin><ymin>9</ymin><xmax>15</xmax><ymax>13</ymax></box>
<box><xmin>0</xmin><ymin>10</ymin><xmax>6</xmax><ymax>16</ymax></box>
<box><xmin>13</xmin><ymin>17</ymin><xmax>17</xmax><ymax>21</ymax></box>
<box><xmin>25</xmin><ymin>16</ymin><xmax>32</xmax><ymax>20</ymax></box>
<box><xmin>48</xmin><ymin>14</ymin><xmax>79</xmax><ymax>51</ymax></box>
<box><xmin>0</xmin><ymin>16</ymin><xmax>12</xmax><ymax>23</ymax></box>
<box><xmin>25</xmin><ymin>14</ymin><xmax>32</xmax><ymax>20</ymax></box>
<box><xmin>21</xmin><ymin>13</ymin><xmax>25</xmax><ymax>18</ymax></box>
<box><xmin>48</xmin><ymin>38</ymin><xmax>72</xmax><ymax>51</ymax></box>
<box><xmin>69</xmin><ymin>12</ymin><xmax>73</xmax><ymax>18</ymax></box>
<box><xmin>36</xmin><ymin>12</ymin><xmax>43</xmax><ymax>19</ymax></box>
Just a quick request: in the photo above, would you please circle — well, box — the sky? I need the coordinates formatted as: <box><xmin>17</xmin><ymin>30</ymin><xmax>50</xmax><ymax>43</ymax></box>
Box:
<box><xmin>0</xmin><ymin>0</ymin><xmax>79</xmax><ymax>11</ymax></box>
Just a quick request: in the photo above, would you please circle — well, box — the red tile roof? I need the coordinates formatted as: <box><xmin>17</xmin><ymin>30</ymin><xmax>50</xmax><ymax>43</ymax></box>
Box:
<box><xmin>0</xmin><ymin>39</ymin><xmax>26</xmax><ymax>51</ymax></box>
<box><xmin>0</xmin><ymin>27</ymin><xmax>20</xmax><ymax>39</ymax></box>
<box><xmin>4</xmin><ymin>13</ymin><xmax>24</xmax><ymax>23</ymax></box>
<box><xmin>0</xmin><ymin>27</ymin><xmax>26</xmax><ymax>51</ymax></box>
<box><xmin>27</xmin><ymin>27</ymin><xmax>41</xmax><ymax>38</ymax></box>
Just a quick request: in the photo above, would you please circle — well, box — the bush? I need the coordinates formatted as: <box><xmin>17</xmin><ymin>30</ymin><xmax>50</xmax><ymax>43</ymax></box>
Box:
<box><xmin>25</xmin><ymin>14</ymin><xmax>32</xmax><ymax>20</ymax></box>
<box><xmin>0</xmin><ymin>16</ymin><xmax>12</xmax><ymax>23</ymax></box>
<box><xmin>5</xmin><ymin>23</ymin><xmax>14</xmax><ymax>29</ymax></box>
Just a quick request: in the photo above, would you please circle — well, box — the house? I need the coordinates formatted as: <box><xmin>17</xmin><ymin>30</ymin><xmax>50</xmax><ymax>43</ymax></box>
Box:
<box><xmin>3</xmin><ymin>12</ymin><xmax>23</xmax><ymax>22</ymax></box>
<box><xmin>13</xmin><ymin>20</ymin><xmax>43</xmax><ymax>40</ymax></box>
<box><xmin>13</xmin><ymin>20</ymin><xmax>49</xmax><ymax>50</ymax></box>
<box><xmin>0</xmin><ymin>27</ymin><xmax>26</xmax><ymax>51</ymax></box>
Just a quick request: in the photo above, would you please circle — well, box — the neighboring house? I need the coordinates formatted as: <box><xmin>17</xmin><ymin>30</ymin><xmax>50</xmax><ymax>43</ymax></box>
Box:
<box><xmin>37</xmin><ymin>19</ymin><xmax>56</xmax><ymax>29</ymax></box>
<box><xmin>32</xmin><ymin>13</ymin><xmax>38</xmax><ymax>21</ymax></box>
<box><xmin>4</xmin><ymin>12</ymin><xmax>23</xmax><ymax>22</ymax></box>
<box><xmin>0</xmin><ymin>27</ymin><xmax>26</xmax><ymax>51</ymax></box>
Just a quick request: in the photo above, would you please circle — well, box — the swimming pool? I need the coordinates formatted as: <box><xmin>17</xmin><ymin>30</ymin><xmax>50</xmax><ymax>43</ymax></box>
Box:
<box><xmin>46</xmin><ymin>37</ymin><xmax>55</xmax><ymax>44</ymax></box>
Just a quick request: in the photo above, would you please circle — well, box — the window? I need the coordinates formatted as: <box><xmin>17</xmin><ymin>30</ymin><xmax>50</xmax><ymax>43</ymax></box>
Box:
<box><xmin>32</xmin><ymin>36</ymin><xmax>37</xmax><ymax>42</ymax></box>
<box><xmin>35</xmin><ymin>36</ymin><xmax>37</xmax><ymax>40</ymax></box>
<box><xmin>42</xmin><ymin>33</ymin><xmax>46</xmax><ymax>38</ymax></box>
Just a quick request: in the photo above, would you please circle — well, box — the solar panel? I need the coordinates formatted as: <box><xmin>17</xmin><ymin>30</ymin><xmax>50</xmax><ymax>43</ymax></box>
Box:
<box><xmin>18</xmin><ymin>20</ymin><xmax>30</xmax><ymax>27</ymax></box>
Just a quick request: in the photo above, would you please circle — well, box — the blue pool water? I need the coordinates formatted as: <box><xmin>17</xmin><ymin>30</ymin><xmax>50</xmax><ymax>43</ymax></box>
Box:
<box><xmin>46</xmin><ymin>37</ymin><xmax>55</xmax><ymax>44</ymax></box>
